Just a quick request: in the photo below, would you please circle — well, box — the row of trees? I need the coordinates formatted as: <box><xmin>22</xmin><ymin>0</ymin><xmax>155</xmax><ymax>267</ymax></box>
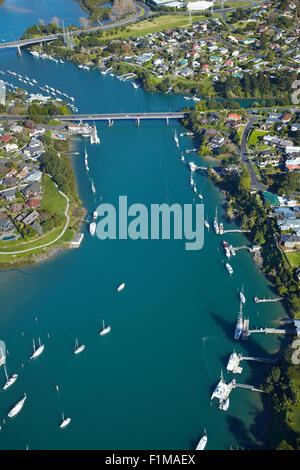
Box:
<box><xmin>39</xmin><ymin>150</ymin><xmax>77</xmax><ymax>200</ymax></box>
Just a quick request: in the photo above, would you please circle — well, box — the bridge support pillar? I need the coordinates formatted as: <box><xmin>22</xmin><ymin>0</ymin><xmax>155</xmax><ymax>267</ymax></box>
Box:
<box><xmin>17</xmin><ymin>46</ymin><xmax>22</xmax><ymax>56</ymax></box>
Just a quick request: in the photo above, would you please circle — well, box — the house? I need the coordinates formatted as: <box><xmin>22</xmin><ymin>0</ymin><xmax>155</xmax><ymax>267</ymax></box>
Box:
<box><xmin>21</xmin><ymin>210</ymin><xmax>39</xmax><ymax>226</ymax></box>
<box><xmin>0</xmin><ymin>218</ymin><xmax>14</xmax><ymax>232</ymax></box>
<box><xmin>262</xmin><ymin>191</ymin><xmax>280</xmax><ymax>207</ymax></box>
<box><xmin>282</xmin><ymin>113</ymin><xmax>292</xmax><ymax>123</ymax></box>
<box><xmin>2</xmin><ymin>177</ymin><xmax>17</xmax><ymax>188</ymax></box>
<box><xmin>291</xmin><ymin>123</ymin><xmax>300</xmax><ymax>132</ymax></box>
<box><xmin>281</xmin><ymin>234</ymin><xmax>300</xmax><ymax>248</ymax></box>
<box><xmin>0</xmin><ymin>135</ymin><xmax>12</xmax><ymax>143</ymax></box>
<box><xmin>285</xmin><ymin>157</ymin><xmax>300</xmax><ymax>171</ymax></box>
<box><xmin>16</xmin><ymin>167</ymin><xmax>29</xmax><ymax>180</ymax></box>
<box><xmin>22</xmin><ymin>183</ymin><xmax>42</xmax><ymax>199</ymax></box>
<box><xmin>1</xmin><ymin>188</ymin><xmax>16</xmax><ymax>202</ymax></box>
<box><xmin>24</xmin><ymin>198</ymin><xmax>40</xmax><ymax>209</ymax></box>
<box><xmin>10</xmin><ymin>202</ymin><xmax>23</xmax><ymax>212</ymax></box>
<box><xmin>277</xmin><ymin>218</ymin><xmax>300</xmax><ymax>231</ymax></box>
<box><xmin>4</xmin><ymin>143</ymin><xmax>18</xmax><ymax>153</ymax></box>
<box><xmin>23</xmin><ymin>170</ymin><xmax>43</xmax><ymax>183</ymax></box>
<box><xmin>227</xmin><ymin>113</ymin><xmax>242</xmax><ymax>121</ymax></box>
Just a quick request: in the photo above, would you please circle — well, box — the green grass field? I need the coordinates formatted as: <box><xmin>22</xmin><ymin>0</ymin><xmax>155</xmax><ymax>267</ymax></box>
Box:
<box><xmin>286</xmin><ymin>251</ymin><xmax>300</xmax><ymax>268</ymax></box>
<box><xmin>41</xmin><ymin>175</ymin><xmax>66</xmax><ymax>215</ymax></box>
<box><xmin>101</xmin><ymin>14</ymin><xmax>206</xmax><ymax>40</ymax></box>
<box><xmin>248</xmin><ymin>129</ymin><xmax>268</xmax><ymax>147</ymax></box>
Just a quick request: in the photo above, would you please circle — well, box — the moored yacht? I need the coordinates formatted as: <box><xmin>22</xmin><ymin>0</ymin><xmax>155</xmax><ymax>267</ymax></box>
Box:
<box><xmin>89</xmin><ymin>221</ymin><xmax>96</xmax><ymax>236</ymax></box>
<box><xmin>8</xmin><ymin>394</ymin><xmax>27</xmax><ymax>418</ymax></box>
<box><xmin>222</xmin><ymin>241</ymin><xmax>231</xmax><ymax>258</ymax></box>
<box><xmin>235</xmin><ymin>303</ymin><xmax>243</xmax><ymax>340</ymax></box>
<box><xmin>204</xmin><ymin>220</ymin><xmax>209</xmax><ymax>230</ymax></box>
<box><xmin>2</xmin><ymin>364</ymin><xmax>18</xmax><ymax>391</ymax></box>
<box><xmin>226</xmin><ymin>351</ymin><xmax>238</xmax><ymax>372</ymax></box>
<box><xmin>196</xmin><ymin>434</ymin><xmax>207</xmax><ymax>450</ymax></box>
<box><xmin>99</xmin><ymin>320</ymin><xmax>111</xmax><ymax>336</ymax></box>
<box><xmin>174</xmin><ymin>129</ymin><xmax>179</xmax><ymax>148</ymax></box>
<box><xmin>240</xmin><ymin>284</ymin><xmax>246</xmax><ymax>304</ymax></box>
<box><xmin>219</xmin><ymin>222</ymin><xmax>224</xmax><ymax>235</ymax></box>
<box><xmin>93</xmin><ymin>211</ymin><xmax>98</xmax><ymax>221</ymax></box>
<box><xmin>59</xmin><ymin>413</ymin><xmax>71</xmax><ymax>429</ymax></box>
<box><xmin>214</xmin><ymin>208</ymin><xmax>219</xmax><ymax>234</ymax></box>
<box><xmin>30</xmin><ymin>337</ymin><xmax>44</xmax><ymax>360</ymax></box>
<box><xmin>225</xmin><ymin>263</ymin><xmax>233</xmax><ymax>275</ymax></box>
<box><xmin>117</xmin><ymin>282</ymin><xmax>125</xmax><ymax>292</ymax></box>
<box><xmin>74</xmin><ymin>338</ymin><xmax>85</xmax><ymax>355</ymax></box>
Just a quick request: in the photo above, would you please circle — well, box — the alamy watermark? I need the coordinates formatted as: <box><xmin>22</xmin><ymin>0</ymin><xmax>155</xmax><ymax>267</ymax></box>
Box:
<box><xmin>94</xmin><ymin>196</ymin><xmax>204</xmax><ymax>251</ymax></box>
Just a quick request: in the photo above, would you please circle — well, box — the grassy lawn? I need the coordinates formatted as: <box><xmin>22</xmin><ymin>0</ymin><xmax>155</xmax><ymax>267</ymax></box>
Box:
<box><xmin>101</xmin><ymin>15</ymin><xmax>206</xmax><ymax>40</ymax></box>
<box><xmin>286</xmin><ymin>251</ymin><xmax>300</xmax><ymax>268</ymax></box>
<box><xmin>248</xmin><ymin>129</ymin><xmax>268</xmax><ymax>147</ymax></box>
<box><xmin>41</xmin><ymin>175</ymin><xmax>66</xmax><ymax>215</ymax></box>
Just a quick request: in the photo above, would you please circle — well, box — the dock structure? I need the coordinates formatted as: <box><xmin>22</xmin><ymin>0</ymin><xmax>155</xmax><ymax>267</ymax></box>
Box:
<box><xmin>222</xmin><ymin>229</ymin><xmax>250</xmax><ymax>234</ymax></box>
<box><xmin>228</xmin><ymin>352</ymin><xmax>278</xmax><ymax>374</ymax></box>
<box><xmin>233</xmin><ymin>245</ymin><xmax>261</xmax><ymax>253</ymax></box>
<box><xmin>234</xmin><ymin>383</ymin><xmax>265</xmax><ymax>394</ymax></box>
<box><xmin>254</xmin><ymin>296</ymin><xmax>283</xmax><ymax>303</ymax></box>
<box><xmin>70</xmin><ymin>233</ymin><xmax>84</xmax><ymax>248</ymax></box>
<box><xmin>242</xmin><ymin>318</ymin><xmax>249</xmax><ymax>340</ymax></box>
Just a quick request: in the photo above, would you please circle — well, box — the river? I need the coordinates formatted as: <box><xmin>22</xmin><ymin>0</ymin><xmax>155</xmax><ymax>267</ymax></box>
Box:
<box><xmin>0</xmin><ymin>0</ymin><xmax>286</xmax><ymax>450</ymax></box>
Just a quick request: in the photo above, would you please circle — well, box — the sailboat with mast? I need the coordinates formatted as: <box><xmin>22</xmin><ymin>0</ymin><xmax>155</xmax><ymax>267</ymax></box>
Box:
<box><xmin>0</xmin><ymin>347</ymin><xmax>5</xmax><ymax>367</ymax></box>
<box><xmin>196</xmin><ymin>430</ymin><xmax>207</xmax><ymax>450</ymax></box>
<box><xmin>174</xmin><ymin>129</ymin><xmax>179</xmax><ymax>148</ymax></box>
<box><xmin>240</xmin><ymin>284</ymin><xmax>246</xmax><ymax>304</ymax></box>
<box><xmin>84</xmin><ymin>147</ymin><xmax>89</xmax><ymax>172</ymax></box>
<box><xmin>74</xmin><ymin>338</ymin><xmax>85</xmax><ymax>355</ymax></box>
<box><xmin>2</xmin><ymin>364</ymin><xmax>18</xmax><ymax>391</ymax></box>
<box><xmin>59</xmin><ymin>412</ymin><xmax>71</xmax><ymax>429</ymax></box>
<box><xmin>235</xmin><ymin>302</ymin><xmax>243</xmax><ymax>340</ymax></box>
<box><xmin>214</xmin><ymin>207</ymin><xmax>219</xmax><ymax>234</ymax></box>
<box><xmin>91</xmin><ymin>179</ymin><xmax>96</xmax><ymax>194</ymax></box>
<box><xmin>99</xmin><ymin>320</ymin><xmax>111</xmax><ymax>336</ymax></box>
<box><xmin>30</xmin><ymin>337</ymin><xmax>45</xmax><ymax>360</ymax></box>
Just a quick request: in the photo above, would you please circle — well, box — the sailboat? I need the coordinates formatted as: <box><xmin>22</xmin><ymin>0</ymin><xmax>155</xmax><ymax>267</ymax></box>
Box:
<box><xmin>204</xmin><ymin>220</ymin><xmax>209</xmax><ymax>230</ymax></box>
<box><xmin>99</xmin><ymin>320</ymin><xmax>111</xmax><ymax>336</ymax></box>
<box><xmin>2</xmin><ymin>364</ymin><xmax>18</xmax><ymax>391</ymax></box>
<box><xmin>74</xmin><ymin>338</ymin><xmax>85</xmax><ymax>355</ymax></box>
<box><xmin>91</xmin><ymin>180</ymin><xmax>96</xmax><ymax>194</ymax></box>
<box><xmin>117</xmin><ymin>282</ymin><xmax>125</xmax><ymax>292</ymax></box>
<box><xmin>59</xmin><ymin>412</ymin><xmax>71</xmax><ymax>429</ymax></box>
<box><xmin>30</xmin><ymin>337</ymin><xmax>44</xmax><ymax>360</ymax></box>
<box><xmin>84</xmin><ymin>147</ymin><xmax>89</xmax><ymax>172</ymax></box>
<box><xmin>8</xmin><ymin>394</ymin><xmax>27</xmax><ymax>418</ymax></box>
<box><xmin>235</xmin><ymin>303</ymin><xmax>243</xmax><ymax>340</ymax></box>
<box><xmin>174</xmin><ymin>129</ymin><xmax>179</xmax><ymax>148</ymax></box>
<box><xmin>240</xmin><ymin>284</ymin><xmax>246</xmax><ymax>304</ymax></box>
<box><xmin>196</xmin><ymin>431</ymin><xmax>207</xmax><ymax>450</ymax></box>
<box><xmin>214</xmin><ymin>208</ymin><xmax>219</xmax><ymax>234</ymax></box>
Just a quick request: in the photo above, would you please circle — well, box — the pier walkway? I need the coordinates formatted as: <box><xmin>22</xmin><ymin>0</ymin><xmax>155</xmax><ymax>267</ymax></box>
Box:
<box><xmin>222</xmin><ymin>229</ymin><xmax>250</xmax><ymax>234</ymax></box>
<box><xmin>254</xmin><ymin>296</ymin><xmax>283</xmax><ymax>303</ymax></box>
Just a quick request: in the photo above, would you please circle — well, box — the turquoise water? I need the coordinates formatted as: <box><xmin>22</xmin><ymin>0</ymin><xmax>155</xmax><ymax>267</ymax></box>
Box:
<box><xmin>0</xmin><ymin>1</ymin><xmax>286</xmax><ymax>450</ymax></box>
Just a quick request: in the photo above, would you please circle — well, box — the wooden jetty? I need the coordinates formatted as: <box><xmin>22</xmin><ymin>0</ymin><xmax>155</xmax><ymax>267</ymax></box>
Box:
<box><xmin>254</xmin><ymin>296</ymin><xmax>283</xmax><ymax>303</ymax></box>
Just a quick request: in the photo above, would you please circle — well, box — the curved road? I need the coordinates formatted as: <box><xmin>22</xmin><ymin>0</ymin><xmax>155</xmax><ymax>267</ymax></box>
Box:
<box><xmin>0</xmin><ymin>180</ymin><xmax>70</xmax><ymax>255</ymax></box>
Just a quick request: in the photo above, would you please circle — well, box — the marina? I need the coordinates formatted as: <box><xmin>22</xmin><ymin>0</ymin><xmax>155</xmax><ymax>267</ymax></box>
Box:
<box><xmin>0</xmin><ymin>0</ymin><xmax>288</xmax><ymax>450</ymax></box>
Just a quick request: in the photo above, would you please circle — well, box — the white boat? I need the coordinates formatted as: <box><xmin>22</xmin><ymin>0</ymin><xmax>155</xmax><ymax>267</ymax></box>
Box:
<box><xmin>240</xmin><ymin>284</ymin><xmax>246</xmax><ymax>304</ymax></box>
<box><xmin>8</xmin><ymin>394</ymin><xmax>27</xmax><ymax>418</ymax></box>
<box><xmin>174</xmin><ymin>129</ymin><xmax>179</xmax><ymax>148</ymax></box>
<box><xmin>229</xmin><ymin>245</ymin><xmax>236</xmax><ymax>256</ymax></box>
<box><xmin>84</xmin><ymin>148</ymin><xmax>89</xmax><ymax>171</ymax></box>
<box><xmin>219</xmin><ymin>222</ymin><xmax>224</xmax><ymax>235</ymax></box>
<box><xmin>90</xmin><ymin>125</ymin><xmax>100</xmax><ymax>144</ymax></box>
<box><xmin>226</xmin><ymin>351</ymin><xmax>238</xmax><ymax>372</ymax></box>
<box><xmin>190</xmin><ymin>177</ymin><xmax>194</xmax><ymax>186</ymax></box>
<box><xmin>196</xmin><ymin>435</ymin><xmax>207</xmax><ymax>450</ymax></box>
<box><xmin>211</xmin><ymin>370</ymin><xmax>230</xmax><ymax>405</ymax></box>
<box><xmin>93</xmin><ymin>211</ymin><xmax>98</xmax><ymax>221</ymax></box>
<box><xmin>89</xmin><ymin>221</ymin><xmax>96</xmax><ymax>236</ymax></box>
<box><xmin>204</xmin><ymin>220</ymin><xmax>209</xmax><ymax>230</ymax></box>
<box><xmin>117</xmin><ymin>282</ymin><xmax>125</xmax><ymax>292</ymax></box>
<box><xmin>219</xmin><ymin>398</ymin><xmax>229</xmax><ymax>411</ymax></box>
<box><xmin>214</xmin><ymin>208</ymin><xmax>219</xmax><ymax>234</ymax></box>
<box><xmin>222</xmin><ymin>241</ymin><xmax>231</xmax><ymax>258</ymax></box>
<box><xmin>235</xmin><ymin>303</ymin><xmax>243</xmax><ymax>340</ymax></box>
<box><xmin>30</xmin><ymin>338</ymin><xmax>44</xmax><ymax>360</ymax></box>
<box><xmin>91</xmin><ymin>180</ymin><xmax>96</xmax><ymax>194</ymax></box>
<box><xmin>180</xmin><ymin>155</ymin><xmax>185</xmax><ymax>162</ymax></box>
<box><xmin>198</xmin><ymin>192</ymin><xmax>203</xmax><ymax>200</ymax></box>
<box><xmin>225</xmin><ymin>263</ymin><xmax>233</xmax><ymax>275</ymax></box>
<box><xmin>74</xmin><ymin>338</ymin><xmax>85</xmax><ymax>355</ymax></box>
<box><xmin>59</xmin><ymin>413</ymin><xmax>71</xmax><ymax>429</ymax></box>
<box><xmin>3</xmin><ymin>364</ymin><xmax>18</xmax><ymax>391</ymax></box>
<box><xmin>99</xmin><ymin>320</ymin><xmax>111</xmax><ymax>336</ymax></box>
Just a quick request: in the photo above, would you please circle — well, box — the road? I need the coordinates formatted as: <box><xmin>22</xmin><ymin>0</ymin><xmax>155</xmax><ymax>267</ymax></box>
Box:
<box><xmin>0</xmin><ymin>2</ymin><xmax>149</xmax><ymax>50</ymax></box>
<box><xmin>0</xmin><ymin>179</ymin><xmax>70</xmax><ymax>255</ymax></box>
